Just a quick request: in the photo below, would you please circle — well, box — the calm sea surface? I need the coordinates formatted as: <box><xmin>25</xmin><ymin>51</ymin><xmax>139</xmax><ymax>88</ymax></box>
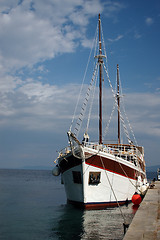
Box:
<box><xmin>0</xmin><ymin>169</ymin><xmax>156</xmax><ymax>240</ymax></box>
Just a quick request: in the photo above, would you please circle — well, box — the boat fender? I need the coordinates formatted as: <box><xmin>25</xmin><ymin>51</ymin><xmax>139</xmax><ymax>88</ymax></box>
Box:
<box><xmin>52</xmin><ymin>165</ymin><xmax>60</xmax><ymax>176</ymax></box>
<box><xmin>131</xmin><ymin>193</ymin><xmax>142</xmax><ymax>205</ymax></box>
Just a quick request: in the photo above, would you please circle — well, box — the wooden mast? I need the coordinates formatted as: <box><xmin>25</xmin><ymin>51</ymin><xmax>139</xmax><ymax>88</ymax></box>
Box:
<box><xmin>117</xmin><ymin>64</ymin><xmax>120</xmax><ymax>144</ymax></box>
<box><xmin>98</xmin><ymin>14</ymin><xmax>103</xmax><ymax>144</ymax></box>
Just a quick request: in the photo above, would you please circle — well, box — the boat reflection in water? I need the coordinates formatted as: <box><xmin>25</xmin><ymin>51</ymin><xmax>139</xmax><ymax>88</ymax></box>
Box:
<box><xmin>51</xmin><ymin>205</ymin><xmax>84</xmax><ymax>240</ymax></box>
<box><xmin>52</xmin><ymin>204</ymin><xmax>134</xmax><ymax>240</ymax></box>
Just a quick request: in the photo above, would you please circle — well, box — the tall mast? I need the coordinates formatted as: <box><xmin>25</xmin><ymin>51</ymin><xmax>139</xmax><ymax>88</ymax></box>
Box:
<box><xmin>117</xmin><ymin>64</ymin><xmax>120</xmax><ymax>144</ymax></box>
<box><xmin>98</xmin><ymin>14</ymin><xmax>103</xmax><ymax>144</ymax></box>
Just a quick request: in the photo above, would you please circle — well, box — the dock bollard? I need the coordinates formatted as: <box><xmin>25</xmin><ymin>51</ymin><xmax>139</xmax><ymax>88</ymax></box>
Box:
<box><xmin>123</xmin><ymin>222</ymin><xmax>130</xmax><ymax>235</ymax></box>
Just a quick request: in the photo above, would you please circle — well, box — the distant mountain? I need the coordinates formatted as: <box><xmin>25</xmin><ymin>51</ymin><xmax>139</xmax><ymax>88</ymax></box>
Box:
<box><xmin>146</xmin><ymin>165</ymin><xmax>160</xmax><ymax>172</ymax></box>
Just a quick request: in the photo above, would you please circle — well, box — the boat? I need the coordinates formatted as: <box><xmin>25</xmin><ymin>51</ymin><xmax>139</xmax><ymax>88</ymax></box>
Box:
<box><xmin>52</xmin><ymin>14</ymin><xmax>148</xmax><ymax>209</ymax></box>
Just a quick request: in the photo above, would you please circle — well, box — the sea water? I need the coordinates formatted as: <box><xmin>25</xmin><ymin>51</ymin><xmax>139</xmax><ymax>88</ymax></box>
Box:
<box><xmin>0</xmin><ymin>169</ymin><xmax>156</xmax><ymax>240</ymax></box>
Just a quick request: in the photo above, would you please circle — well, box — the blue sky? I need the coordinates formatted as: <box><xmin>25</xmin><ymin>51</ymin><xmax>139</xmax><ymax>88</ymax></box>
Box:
<box><xmin>0</xmin><ymin>0</ymin><xmax>160</xmax><ymax>169</ymax></box>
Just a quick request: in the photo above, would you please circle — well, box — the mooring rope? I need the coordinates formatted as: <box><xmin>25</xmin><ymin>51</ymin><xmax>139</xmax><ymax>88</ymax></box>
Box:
<box><xmin>99</xmin><ymin>154</ymin><xmax>128</xmax><ymax>225</ymax></box>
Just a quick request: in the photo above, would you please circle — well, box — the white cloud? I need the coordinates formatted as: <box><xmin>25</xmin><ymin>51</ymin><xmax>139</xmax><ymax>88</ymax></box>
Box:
<box><xmin>108</xmin><ymin>34</ymin><xmax>123</xmax><ymax>42</ymax></box>
<box><xmin>104</xmin><ymin>1</ymin><xmax>126</xmax><ymax>19</ymax></box>
<box><xmin>134</xmin><ymin>31</ymin><xmax>142</xmax><ymax>39</ymax></box>
<box><xmin>145</xmin><ymin>17</ymin><xmax>154</xmax><ymax>26</ymax></box>
<box><xmin>0</xmin><ymin>0</ymin><xmax>128</xmax><ymax>76</ymax></box>
<box><xmin>0</xmin><ymin>0</ymin><xmax>19</xmax><ymax>13</ymax></box>
<box><xmin>0</xmin><ymin>6</ymin><xmax>76</xmax><ymax>72</ymax></box>
<box><xmin>69</xmin><ymin>11</ymin><xmax>89</xmax><ymax>26</ymax></box>
<box><xmin>0</xmin><ymin>0</ymin><xmax>105</xmax><ymax>74</ymax></box>
<box><xmin>0</xmin><ymin>79</ymin><xmax>80</xmax><ymax>133</ymax></box>
<box><xmin>122</xmin><ymin>92</ymin><xmax>160</xmax><ymax>139</ymax></box>
<box><xmin>0</xmin><ymin>73</ymin><xmax>160</xmax><ymax>168</ymax></box>
<box><xmin>0</xmin><ymin>73</ymin><xmax>21</xmax><ymax>94</ymax></box>
<box><xmin>83</xmin><ymin>0</ymin><xmax>103</xmax><ymax>15</ymax></box>
<box><xmin>156</xmin><ymin>88</ymin><xmax>160</xmax><ymax>93</ymax></box>
<box><xmin>0</xmin><ymin>0</ymin><xmax>112</xmax><ymax>123</ymax></box>
<box><xmin>81</xmin><ymin>38</ymin><xmax>95</xmax><ymax>48</ymax></box>
<box><xmin>0</xmin><ymin>0</ymin><xmax>129</xmax><ymax>134</ymax></box>
<box><xmin>0</xmin><ymin>76</ymin><xmax>160</xmax><ymax>141</ymax></box>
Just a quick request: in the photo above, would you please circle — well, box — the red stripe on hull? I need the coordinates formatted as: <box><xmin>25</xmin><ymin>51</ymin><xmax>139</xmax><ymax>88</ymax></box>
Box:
<box><xmin>85</xmin><ymin>154</ymin><xmax>138</xmax><ymax>180</ymax></box>
<box><xmin>68</xmin><ymin>199</ymin><xmax>130</xmax><ymax>210</ymax></box>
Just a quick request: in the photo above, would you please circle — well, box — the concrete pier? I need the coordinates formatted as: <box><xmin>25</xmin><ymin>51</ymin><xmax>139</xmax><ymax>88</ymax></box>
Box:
<box><xmin>123</xmin><ymin>181</ymin><xmax>160</xmax><ymax>240</ymax></box>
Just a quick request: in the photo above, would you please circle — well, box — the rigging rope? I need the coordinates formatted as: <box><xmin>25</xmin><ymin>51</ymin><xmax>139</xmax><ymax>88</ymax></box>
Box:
<box><xmin>70</xmin><ymin>24</ymin><xmax>98</xmax><ymax>133</ymax></box>
<box><xmin>100</xmin><ymin>20</ymin><xmax>109</xmax><ymax>78</ymax></box>
<box><xmin>103</xmin><ymin>99</ymin><xmax>117</xmax><ymax>138</ymax></box>
<box><xmin>101</xmin><ymin>26</ymin><xmax>137</xmax><ymax>146</ymax></box>
<box><xmin>94</xmin><ymin>24</ymin><xmax>99</xmax><ymax>65</ymax></box>
<box><xmin>103</xmin><ymin>63</ymin><xmax>132</xmax><ymax>144</ymax></box>
<box><xmin>85</xmin><ymin>65</ymin><xmax>98</xmax><ymax>133</ymax></box>
<box><xmin>70</xmin><ymin>16</ymin><xmax>137</xmax><ymax>147</ymax></box>
<box><xmin>119</xmin><ymin>77</ymin><xmax>138</xmax><ymax>145</ymax></box>
<box><xmin>73</xmin><ymin>63</ymin><xmax>99</xmax><ymax>137</ymax></box>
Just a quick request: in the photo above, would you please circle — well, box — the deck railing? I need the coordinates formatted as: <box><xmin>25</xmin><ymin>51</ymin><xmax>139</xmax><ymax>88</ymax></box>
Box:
<box><xmin>57</xmin><ymin>141</ymin><xmax>145</xmax><ymax>170</ymax></box>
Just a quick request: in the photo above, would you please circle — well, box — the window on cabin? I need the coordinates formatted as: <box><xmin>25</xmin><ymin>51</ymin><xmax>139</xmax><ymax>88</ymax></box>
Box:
<box><xmin>72</xmin><ymin>171</ymin><xmax>82</xmax><ymax>184</ymax></box>
<box><xmin>89</xmin><ymin>172</ymin><xmax>101</xmax><ymax>185</ymax></box>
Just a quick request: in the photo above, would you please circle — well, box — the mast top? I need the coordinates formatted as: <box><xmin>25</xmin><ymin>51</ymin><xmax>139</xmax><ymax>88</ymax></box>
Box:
<box><xmin>95</xmin><ymin>14</ymin><xmax>106</xmax><ymax>60</ymax></box>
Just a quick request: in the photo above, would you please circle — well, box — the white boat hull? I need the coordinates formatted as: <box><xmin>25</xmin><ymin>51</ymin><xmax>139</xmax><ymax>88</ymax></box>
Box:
<box><xmin>59</xmin><ymin>146</ymin><xmax>146</xmax><ymax>209</ymax></box>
